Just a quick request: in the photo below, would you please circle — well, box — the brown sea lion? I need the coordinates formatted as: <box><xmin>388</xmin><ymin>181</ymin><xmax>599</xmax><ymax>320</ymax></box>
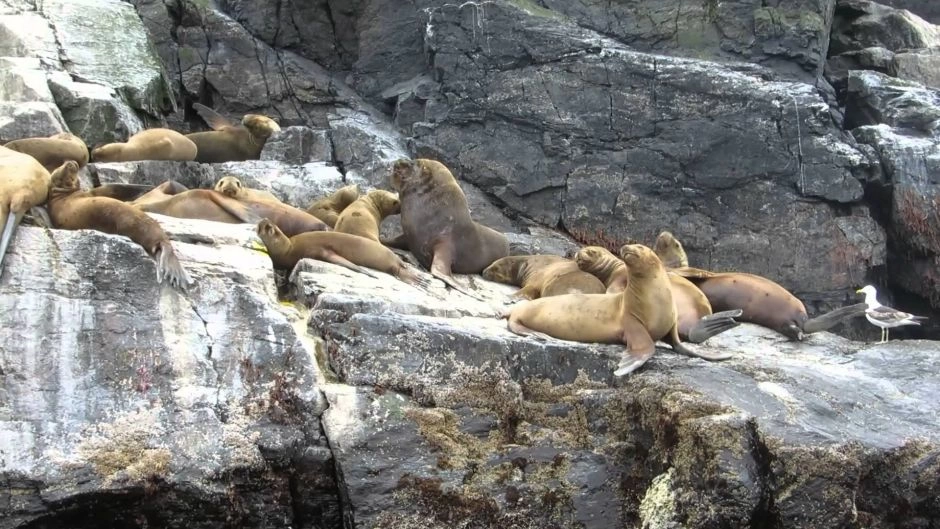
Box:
<box><xmin>91</xmin><ymin>128</ymin><xmax>198</xmax><ymax>163</ymax></box>
<box><xmin>334</xmin><ymin>189</ymin><xmax>400</xmax><ymax>242</ymax></box>
<box><xmin>306</xmin><ymin>184</ymin><xmax>360</xmax><ymax>227</ymax></box>
<box><xmin>574</xmin><ymin>245</ymin><xmax>741</xmax><ymax>343</ymax></box>
<box><xmin>46</xmin><ymin>161</ymin><xmax>191</xmax><ymax>290</ymax></box>
<box><xmin>504</xmin><ymin>244</ymin><xmax>732</xmax><ymax>376</ymax></box>
<box><xmin>4</xmin><ymin>132</ymin><xmax>89</xmax><ymax>171</ymax></box>
<box><xmin>186</xmin><ymin>103</ymin><xmax>280</xmax><ymax>163</ymax></box>
<box><xmin>0</xmin><ymin>145</ymin><xmax>52</xmax><ymax>273</ymax></box>
<box><xmin>391</xmin><ymin>158</ymin><xmax>509</xmax><ymax>297</ymax></box>
<box><xmin>256</xmin><ymin>219</ymin><xmax>429</xmax><ymax>288</ymax></box>
<box><xmin>483</xmin><ymin>254</ymin><xmax>605</xmax><ymax>299</ymax></box>
<box><xmin>659</xmin><ymin>233</ymin><xmax>867</xmax><ymax>340</ymax></box>
<box><xmin>130</xmin><ymin>180</ymin><xmax>191</xmax><ymax>207</ymax></box>
<box><xmin>213</xmin><ymin>176</ymin><xmax>280</xmax><ymax>203</ymax></box>
<box><xmin>653</xmin><ymin>231</ymin><xmax>688</xmax><ymax>268</ymax></box>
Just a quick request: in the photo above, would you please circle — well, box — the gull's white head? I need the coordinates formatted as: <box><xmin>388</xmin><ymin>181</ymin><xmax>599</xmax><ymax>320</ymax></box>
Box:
<box><xmin>856</xmin><ymin>285</ymin><xmax>879</xmax><ymax>306</ymax></box>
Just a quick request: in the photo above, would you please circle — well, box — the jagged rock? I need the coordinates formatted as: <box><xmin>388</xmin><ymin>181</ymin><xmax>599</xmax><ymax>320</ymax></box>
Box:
<box><xmin>328</xmin><ymin>107</ymin><xmax>412</xmax><ymax>187</ymax></box>
<box><xmin>405</xmin><ymin>2</ymin><xmax>879</xmax><ymax>310</ymax></box>
<box><xmin>879</xmin><ymin>0</ymin><xmax>940</xmax><ymax>24</ymax></box>
<box><xmin>0</xmin><ymin>218</ymin><xmax>340</xmax><ymax>528</ymax></box>
<box><xmin>845</xmin><ymin>70</ymin><xmax>940</xmax><ymax>131</ymax></box>
<box><xmin>260</xmin><ymin>126</ymin><xmax>333</xmax><ymax>165</ymax></box>
<box><xmin>0</xmin><ymin>56</ymin><xmax>67</xmax><ymax>141</ymax></box>
<box><xmin>830</xmin><ymin>0</ymin><xmax>940</xmax><ymax>55</ymax></box>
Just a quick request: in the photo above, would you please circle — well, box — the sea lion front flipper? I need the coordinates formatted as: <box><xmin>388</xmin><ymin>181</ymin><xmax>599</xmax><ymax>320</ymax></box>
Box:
<box><xmin>88</xmin><ymin>183</ymin><xmax>156</xmax><ymax>201</ymax></box>
<box><xmin>154</xmin><ymin>240</ymin><xmax>193</xmax><ymax>291</ymax></box>
<box><xmin>0</xmin><ymin>210</ymin><xmax>24</xmax><ymax>272</ymax></box>
<box><xmin>801</xmin><ymin>302</ymin><xmax>870</xmax><ymax>334</ymax></box>
<box><xmin>207</xmin><ymin>192</ymin><xmax>263</xmax><ymax>224</ymax></box>
<box><xmin>29</xmin><ymin>206</ymin><xmax>52</xmax><ymax>228</ymax></box>
<box><xmin>511</xmin><ymin>285</ymin><xmax>540</xmax><ymax>300</ymax></box>
<box><xmin>317</xmin><ymin>250</ymin><xmax>380</xmax><ymax>279</ymax></box>
<box><xmin>615</xmin><ymin>316</ymin><xmax>656</xmax><ymax>377</ymax></box>
<box><xmin>192</xmin><ymin>102</ymin><xmax>235</xmax><ymax>131</ymax></box>
<box><xmin>381</xmin><ymin>233</ymin><xmax>410</xmax><ymax>250</ymax></box>
<box><xmin>670</xmin><ymin>266</ymin><xmax>719</xmax><ymax>279</ymax></box>
<box><xmin>685</xmin><ymin>309</ymin><xmax>744</xmax><ymax>343</ymax></box>
<box><xmin>430</xmin><ymin>240</ymin><xmax>486</xmax><ymax>301</ymax></box>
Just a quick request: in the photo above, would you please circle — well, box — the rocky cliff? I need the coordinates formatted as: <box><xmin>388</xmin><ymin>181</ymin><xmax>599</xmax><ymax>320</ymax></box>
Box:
<box><xmin>2</xmin><ymin>0</ymin><xmax>940</xmax><ymax>528</ymax></box>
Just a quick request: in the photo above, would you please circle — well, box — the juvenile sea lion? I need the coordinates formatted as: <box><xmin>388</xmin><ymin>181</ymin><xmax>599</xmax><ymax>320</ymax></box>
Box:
<box><xmin>256</xmin><ymin>219</ymin><xmax>429</xmax><ymax>288</ymax></box>
<box><xmin>660</xmin><ymin>233</ymin><xmax>867</xmax><ymax>340</ymax></box>
<box><xmin>483</xmin><ymin>254</ymin><xmax>605</xmax><ymax>299</ymax></box>
<box><xmin>306</xmin><ymin>184</ymin><xmax>360</xmax><ymax>227</ymax></box>
<box><xmin>4</xmin><ymin>132</ymin><xmax>89</xmax><ymax>171</ymax></box>
<box><xmin>505</xmin><ymin>244</ymin><xmax>732</xmax><ymax>376</ymax></box>
<box><xmin>575</xmin><ymin>245</ymin><xmax>740</xmax><ymax>342</ymax></box>
<box><xmin>46</xmin><ymin>161</ymin><xmax>192</xmax><ymax>290</ymax></box>
<box><xmin>653</xmin><ymin>231</ymin><xmax>689</xmax><ymax>268</ymax></box>
<box><xmin>214</xmin><ymin>176</ymin><xmax>280</xmax><ymax>203</ymax></box>
<box><xmin>186</xmin><ymin>103</ymin><xmax>280</xmax><ymax>163</ymax></box>
<box><xmin>138</xmin><ymin>186</ymin><xmax>329</xmax><ymax>236</ymax></box>
<box><xmin>0</xmin><ymin>145</ymin><xmax>51</xmax><ymax>273</ymax></box>
<box><xmin>391</xmin><ymin>158</ymin><xmax>509</xmax><ymax>297</ymax></box>
<box><xmin>334</xmin><ymin>189</ymin><xmax>400</xmax><ymax>242</ymax></box>
<box><xmin>91</xmin><ymin>128</ymin><xmax>198</xmax><ymax>163</ymax></box>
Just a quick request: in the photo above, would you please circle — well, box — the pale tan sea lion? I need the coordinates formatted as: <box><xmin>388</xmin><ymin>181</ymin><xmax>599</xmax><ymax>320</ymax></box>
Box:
<box><xmin>334</xmin><ymin>189</ymin><xmax>400</xmax><ymax>242</ymax></box>
<box><xmin>306</xmin><ymin>184</ymin><xmax>360</xmax><ymax>227</ymax></box>
<box><xmin>186</xmin><ymin>103</ymin><xmax>280</xmax><ymax>163</ymax></box>
<box><xmin>91</xmin><ymin>128</ymin><xmax>198</xmax><ymax>163</ymax></box>
<box><xmin>483</xmin><ymin>254</ymin><xmax>605</xmax><ymax>299</ymax></box>
<box><xmin>4</xmin><ymin>132</ymin><xmax>89</xmax><ymax>171</ymax></box>
<box><xmin>0</xmin><ymin>145</ymin><xmax>51</xmax><ymax>273</ymax></box>
<box><xmin>213</xmin><ymin>176</ymin><xmax>280</xmax><ymax>203</ymax></box>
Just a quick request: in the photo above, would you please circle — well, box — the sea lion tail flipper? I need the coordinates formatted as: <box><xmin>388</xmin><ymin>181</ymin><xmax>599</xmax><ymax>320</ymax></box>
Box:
<box><xmin>801</xmin><ymin>302</ymin><xmax>870</xmax><ymax>334</ymax></box>
<box><xmin>506</xmin><ymin>316</ymin><xmax>554</xmax><ymax>341</ymax></box>
<box><xmin>319</xmin><ymin>250</ymin><xmax>380</xmax><ymax>279</ymax></box>
<box><xmin>29</xmin><ymin>206</ymin><xmax>52</xmax><ymax>228</ymax></box>
<box><xmin>685</xmin><ymin>310</ymin><xmax>744</xmax><ymax>343</ymax></box>
<box><xmin>380</xmin><ymin>233</ymin><xmax>410</xmax><ymax>250</ymax></box>
<box><xmin>155</xmin><ymin>241</ymin><xmax>193</xmax><ymax>291</ymax></box>
<box><xmin>0</xmin><ymin>209</ymin><xmax>24</xmax><ymax>272</ymax></box>
<box><xmin>400</xmin><ymin>264</ymin><xmax>433</xmax><ymax>290</ymax></box>
<box><xmin>614</xmin><ymin>347</ymin><xmax>655</xmax><ymax>377</ymax></box>
<box><xmin>192</xmin><ymin>102</ymin><xmax>234</xmax><ymax>131</ymax></box>
<box><xmin>669</xmin><ymin>339</ymin><xmax>733</xmax><ymax>361</ymax></box>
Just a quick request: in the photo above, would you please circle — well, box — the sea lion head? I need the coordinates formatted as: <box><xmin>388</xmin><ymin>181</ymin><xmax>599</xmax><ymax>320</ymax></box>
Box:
<box><xmin>90</xmin><ymin>142</ymin><xmax>122</xmax><ymax>163</ymax></box>
<box><xmin>256</xmin><ymin>218</ymin><xmax>289</xmax><ymax>254</ymax></box>
<box><xmin>618</xmin><ymin>244</ymin><xmax>660</xmax><ymax>278</ymax></box>
<box><xmin>366</xmin><ymin>189</ymin><xmax>401</xmax><ymax>216</ymax></box>
<box><xmin>333</xmin><ymin>184</ymin><xmax>361</xmax><ymax>208</ymax></box>
<box><xmin>482</xmin><ymin>256</ymin><xmax>525</xmax><ymax>283</ymax></box>
<box><xmin>214</xmin><ymin>176</ymin><xmax>244</xmax><ymax>198</ymax></box>
<box><xmin>391</xmin><ymin>158</ymin><xmax>451</xmax><ymax>192</ymax></box>
<box><xmin>241</xmin><ymin>114</ymin><xmax>281</xmax><ymax>140</ymax></box>
<box><xmin>390</xmin><ymin>158</ymin><xmax>418</xmax><ymax>191</ymax></box>
<box><xmin>653</xmin><ymin>231</ymin><xmax>688</xmax><ymax>268</ymax></box>
<box><xmin>50</xmin><ymin>160</ymin><xmax>81</xmax><ymax>190</ymax></box>
<box><xmin>574</xmin><ymin>246</ymin><xmax>613</xmax><ymax>274</ymax></box>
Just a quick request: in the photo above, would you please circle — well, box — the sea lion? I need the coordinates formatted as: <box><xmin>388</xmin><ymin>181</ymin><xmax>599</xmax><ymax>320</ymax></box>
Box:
<box><xmin>334</xmin><ymin>189</ymin><xmax>400</xmax><ymax>242</ymax></box>
<box><xmin>653</xmin><ymin>231</ymin><xmax>688</xmax><ymax>268</ymax></box>
<box><xmin>0</xmin><ymin>145</ymin><xmax>52</xmax><ymax>273</ymax></box>
<box><xmin>505</xmin><ymin>244</ymin><xmax>732</xmax><ymax>376</ymax></box>
<box><xmin>130</xmin><ymin>180</ymin><xmax>191</xmax><ymax>207</ymax></box>
<box><xmin>3</xmin><ymin>132</ymin><xmax>89</xmax><ymax>171</ymax></box>
<box><xmin>482</xmin><ymin>254</ymin><xmax>606</xmax><ymax>299</ymax></box>
<box><xmin>138</xmin><ymin>185</ymin><xmax>329</xmax><ymax>236</ymax></box>
<box><xmin>659</xmin><ymin>233</ymin><xmax>867</xmax><ymax>340</ymax></box>
<box><xmin>574</xmin><ymin>245</ymin><xmax>741</xmax><ymax>342</ymax></box>
<box><xmin>46</xmin><ymin>161</ymin><xmax>191</xmax><ymax>290</ymax></box>
<box><xmin>213</xmin><ymin>176</ymin><xmax>280</xmax><ymax>203</ymax></box>
<box><xmin>391</xmin><ymin>158</ymin><xmax>509</xmax><ymax>297</ymax></box>
<box><xmin>306</xmin><ymin>184</ymin><xmax>360</xmax><ymax>227</ymax></box>
<box><xmin>256</xmin><ymin>218</ymin><xmax>429</xmax><ymax>288</ymax></box>
<box><xmin>91</xmin><ymin>128</ymin><xmax>198</xmax><ymax>163</ymax></box>
<box><xmin>186</xmin><ymin>103</ymin><xmax>280</xmax><ymax>163</ymax></box>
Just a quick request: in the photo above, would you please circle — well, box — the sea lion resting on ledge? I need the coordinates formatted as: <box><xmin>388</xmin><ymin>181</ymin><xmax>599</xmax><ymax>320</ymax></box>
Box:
<box><xmin>306</xmin><ymin>184</ymin><xmax>360</xmax><ymax>227</ymax></box>
<box><xmin>505</xmin><ymin>244</ymin><xmax>732</xmax><ymax>377</ymax></box>
<box><xmin>483</xmin><ymin>254</ymin><xmax>605</xmax><ymax>299</ymax></box>
<box><xmin>4</xmin><ymin>132</ymin><xmax>89</xmax><ymax>171</ymax></box>
<box><xmin>46</xmin><ymin>161</ymin><xmax>192</xmax><ymax>290</ymax></box>
<box><xmin>0</xmin><ymin>145</ymin><xmax>52</xmax><ymax>274</ymax></box>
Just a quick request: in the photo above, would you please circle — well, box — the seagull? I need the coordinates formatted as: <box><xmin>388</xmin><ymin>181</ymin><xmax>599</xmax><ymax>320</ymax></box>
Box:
<box><xmin>856</xmin><ymin>285</ymin><xmax>927</xmax><ymax>344</ymax></box>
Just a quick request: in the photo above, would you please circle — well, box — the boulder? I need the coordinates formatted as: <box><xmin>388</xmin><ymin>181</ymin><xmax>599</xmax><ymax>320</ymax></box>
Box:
<box><xmin>878</xmin><ymin>0</ymin><xmax>940</xmax><ymax>24</ymax></box>
<box><xmin>845</xmin><ymin>70</ymin><xmax>940</xmax><ymax>131</ymax></box>
<box><xmin>830</xmin><ymin>0</ymin><xmax>940</xmax><ymax>55</ymax></box>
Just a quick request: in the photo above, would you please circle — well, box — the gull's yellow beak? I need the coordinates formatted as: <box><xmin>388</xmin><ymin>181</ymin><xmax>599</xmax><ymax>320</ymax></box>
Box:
<box><xmin>855</xmin><ymin>288</ymin><xmax>863</xmax><ymax>294</ymax></box>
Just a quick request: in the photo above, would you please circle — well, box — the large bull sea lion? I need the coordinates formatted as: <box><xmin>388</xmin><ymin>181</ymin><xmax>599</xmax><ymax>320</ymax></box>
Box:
<box><xmin>3</xmin><ymin>132</ymin><xmax>89</xmax><ymax>171</ymax></box>
<box><xmin>0</xmin><ymin>145</ymin><xmax>52</xmax><ymax>273</ymax></box>
<box><xmin>391</xmin><ymin>158</ymin><xmax>509</xmax><ymax>297</ymax></box>
<box><xmin>46</xmin><ymin>161</ymin><xmax>192</xmax><ymax>290</ymax></box>
<box><xmin>91</xmin><ymin>128</ymin><xmax>198</xmax><ymax>162</ymax></box>
<box><xmin>505</xmin><ymin>244</ymin><xmax>732</xmax><ymax>376</ymax></box>
<box><xmin>186</xmin><ymin>103</ymin><xmax>280</xmax><ymax>163</ymax></box>
<box><xmin>483</xmin><ymin>254</ymin><xmax>605</xmax><ymax>299</ymax></box>
<box><xmin>256</xmin><ymin>219</ymin><xmax>429</xmax><ymax>288</ymax></box>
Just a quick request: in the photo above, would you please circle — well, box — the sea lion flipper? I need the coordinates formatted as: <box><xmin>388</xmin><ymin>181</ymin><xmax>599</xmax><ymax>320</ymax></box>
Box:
<box><xmin>506</xmin><ymin>316</ymin><xmax>554</xmax><ymax>341</ymax></box>
<box><xmin>207</xmin><ymin>192</ymin><xmax>263</xmax><ymax>224</ymax></box>
<box><xmin>381</xmin><ymin>233</ymin><xmax>410</xmax><ymax>250</ymax></box>
<box><xmin>511</xmin><ymin>285</ymin><xmax>539</xmax><ymax>300</ymax></box>
<box><xmin>801</xmin><ymin>302</ymin><xmax>870</xmax><ymax>334</ymax></box>
<box><xmin>430</xmin><ymin>241</ymin><xmax>486</xmax><ymax>301</ymax></box>
<box><xmin>154</xmin><ymin>241</ymin><xmax>193</xmax><ymax>291</ymax></box>
<box><xmin>670</xmin><ymin>266</ymin><xmax>718</xmax><ymax>279</ymax></box>
<box><xmin>29</xmin><ymin>206</ymin><xmax>52</xmax><ymax>228</ymax></box>
<box><xmin>667</xmin><ymin>323</ymin><xmax>733</xmax><ymax>361</ymax></box>
<box><xmin>318</xmin><ymin>250</ymin><xmax>380</xmax><ymax>279</ymax></box>
<box><xmin>192</xmin><ymin>102</ymin><xmax>234</xmax><ymax>131</ymax></box>
<box><xmin>88</xmin><ymin>183</ymin><xmax>157</xmax><ymax>201</ymax></box>
<box><xmin>685</xmin><ymin>311</ymin><xmax>743</xmax><ymax>343</ymax></box>
<box><xmin>0</xmin><ymin>210</ymin><xmax>24</xmax><ymax>271</ymax></box>
<box><xmin>615</xmin><ymin>316</ymin><xmax>656</xmax><ymax>377</ymax></box>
